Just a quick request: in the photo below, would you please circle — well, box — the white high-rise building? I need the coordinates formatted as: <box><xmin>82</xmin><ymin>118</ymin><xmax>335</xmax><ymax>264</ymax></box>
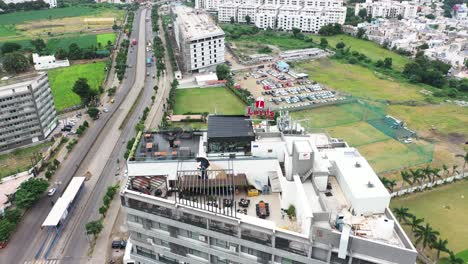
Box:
<box><xmin>218</xmin><ymin>3</ymin><xmax>240</xmax><ymax>23</ymax></box>
<box><xmin>3</xmin><ymin>0</ymin><xmax>57</xmax><ymax>8</ymax></box>
<box><xmin>173</xmin><ymin>6</ymin><xmax>225</xmax><ymax>73</ymax></box>
<box><xmin>355</xmin><ymin>0</ymin><xmax>418</xmax><ymax>19</ymax></box>
<box><xmin>237</xmin><ymin>4</ymin><xmax>260</xmax><ymax>23</ymax></box>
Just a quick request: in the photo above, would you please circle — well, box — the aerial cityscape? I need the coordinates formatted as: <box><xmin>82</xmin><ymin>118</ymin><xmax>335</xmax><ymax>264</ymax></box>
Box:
<box><xmin>0</xmin><ymin>0</ymin><xmax>466</xmax><ymax>263</ymax></box>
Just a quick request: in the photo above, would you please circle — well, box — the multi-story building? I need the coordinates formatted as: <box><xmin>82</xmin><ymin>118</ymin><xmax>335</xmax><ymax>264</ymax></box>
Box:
<box><xmin>173</xmin><ymin>6</ymin><xmax>225</xmax><ymax>73</ymax></box>
<box><xmin>121</xmin><ymin>114</ymin><xmax>418</xmax><ymax>264</ymax></box>
<box><xmin>355</xmin><ymin>0</ymin><xmax>418</xmax><ymax>19</ymax></box>
<box><xmin>3</xmin><ymin>0</ymin><xmax>57</xmax><ymax>8</ymax></box>
<box><xmin>237</xmin><ymin>4</ymin><xmax>260</xmax><ymax>23</ymax></box>
<box><xmin>0</xmin><ymin>72</ymin><xmax>57</xmax><ymax>152</ymax></box>
<box><xmin>198</xmin><ymin>0</ymin><xmax>347</xmax><ymax>32</ymax></box>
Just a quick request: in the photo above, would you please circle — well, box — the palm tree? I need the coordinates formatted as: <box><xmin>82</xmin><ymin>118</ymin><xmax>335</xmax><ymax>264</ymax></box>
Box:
<box><xmin>431</xmin><ymin>238</ymin><xmax>449</xmax><ymax>262</ymax></box>
<box><xmin>393</xmin><ymin>207</ymin><xmax>413</xmax><ymax>224</ymax></box>
<box><xmin>442</xmin><ymin>164</ymin><xmax>449</xmax><ymax>177</ymax></box>
<box><xmin>421</xmin><ymin>165</ymin><xmax>433</xmax><ymax>183</ymax></box>
<box><xmin>409</xmin><ymin>216</ymin><xmax>424</xmax><ymax>232</ymax></box>
<box><xmin>380</xmin><ymin>177</ymin><xmax>396</xmax><ymax>192</ymax></box>
<box><xmin>455</xmin><ymin>152</ymin><xmax>467</xmax><ymax>177</ymax></box>
<box><xmin>400</xmin><ymin>170</ymin><xmax>413</xmax><ymax>188</ymax></box>
<box><xmin>414</xmin><ymin>223</ymin><xmax>440</xmax><ymax>250</ymax></box>
<box><xmin>448</xmin><ymin>252</ymin><xmax>464</xmax><ymax>264</ymax></box>
<box><xmin>388</xmin><ymin>179</ymin><xmax>397</xmax><ymax>193</ymax></box>
<box><xmin>409</xmin><ymin>169</ymin><xmax>423</xmax><ymax>186</ymax></box>
<box><xmin>451</xmin><ymin>165</ymin><xmax>459</xmax><ymax>176</ymax></box>
<box><xmin>431</xmin><ymin>168</ymin><xmax>442</xmax><ymax>184</ymax></box>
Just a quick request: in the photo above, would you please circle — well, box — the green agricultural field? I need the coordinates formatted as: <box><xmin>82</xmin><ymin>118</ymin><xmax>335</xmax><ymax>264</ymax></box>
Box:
<box><xmin>0</xmin><ymin>38</ymin><xmax>34</xmax><ymax>50</ymax></box>
<box><xmin>392</xmin><ymin>180</ymin><xmax>468</xmax><ymax>253</ymax></box>
<box><xmin>45</xmin><ymin>34</ymin><xmax>97</xmax><ymax>53</ymax></box>
<box><xmin>48</xmin><ymin>62</ymin><xmax>106</xmax><ymax>111</ymax></box>
<box><xmin>0</xmin><ymin>6</ymin><xmax>105</xmax><ymax>25</ymax></box>
<box><xmin>0</xmin><ymin>141</ymin><xmax>52</xmax><ymax>179</ymax></box>
<box><xmin>310</xmin><ymin>34</ymin><xmax>410</xmax><ymax>71</ymax></box>
<box><xmin>96</xmin><ymin>33</ymin><xmax>116</xmax><ymax>46</ymax></box>
<box><xmin>295</xmin><ymin>59</ymin><xmax>426</xmax><ymax>102</ymax></box>
<box><xmin>173</xmin><ymin>87</ymin><xmax>245</xmax><ymax>115</ymax></box>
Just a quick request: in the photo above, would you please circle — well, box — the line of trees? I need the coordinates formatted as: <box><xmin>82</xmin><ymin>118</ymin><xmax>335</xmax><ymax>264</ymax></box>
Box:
<box><xmin>393</xmin><ymin>207</ymin><xmax>463</xmax><ymax>263</ymax></box>
<box><xmin>115</xmin><ymin>39</ymin><xmax>130</xmax><ymax>81</ymax></box>
<box><xmin>153</xmin><ymin>35</ymin><xmax>165</xmax><ymax>78</ymax></box>
<box><xmin>0</xmin><ymin>178</ymin><xmax>49</xmax><ymax>243</ymax></box>
<box><xmin>0</xmin><ymin>0</ymin><xmax>49</xmax><ymax>13</ymax></box>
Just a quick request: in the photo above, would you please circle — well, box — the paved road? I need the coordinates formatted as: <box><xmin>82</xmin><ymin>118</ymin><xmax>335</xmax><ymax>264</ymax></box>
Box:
<box><xmin>0</xmin><ymin>8</ymin><xmax>149</xmax><ymax>264</ymax></box>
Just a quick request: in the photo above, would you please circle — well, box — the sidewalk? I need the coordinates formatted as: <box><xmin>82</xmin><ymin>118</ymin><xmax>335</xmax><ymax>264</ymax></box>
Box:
<box><xmin>88</xmin><ymin>180</ymin><xmax>125</xmax><ymax>264</ymax></box>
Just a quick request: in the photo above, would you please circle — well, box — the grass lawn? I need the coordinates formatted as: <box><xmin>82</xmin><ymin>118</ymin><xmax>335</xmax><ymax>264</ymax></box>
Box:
<box><xmin>326</xmin><ymin>122</ymin><xmax>390</xmax><ymax>146</ymax></box>
<box><xmin>48</xmin><ymin>62</ymin><xmax>106</xmax><ymax>111</ymax></box>
<box><xmin>173</xmin><ymin>87</ymin><xmax>245</xmax><ymax>115</ymax></box>
<box><xmin>309</xmin><ymin>34</ymin><xmax>410</xmax><ymax>71</ymax></box>
<box><xmin>358</xmin><ymin>139</ymin><xmax>433</xmax><ymax>173</ymax></box>
<box><xmin>96</xmin><ymin>33</ymin><xmax>116</xmax><ymax>46</ymax></box>
<box><xmin>290</xmin><ymin>103</ymin><xmax>382</xmax><ymax>128</ymax></box>
<box><xmin>388</xmin><ymin>104</ymin><xmax>468</xmax><ymax>137</ymax></box>
<box><xmin>0</xmin><ymin>141</ymin><xmax>52</xmax><ymax>179</ymax></box>
<box><xmin>391</xmin><ymin>180</ymin><xmax>468</xmax><ymax>253</ymax></box>
<box><xmin>439</xmin><ymin>250</ymin><xmax>468</xmax><ymax>263</ymax></box>
<box><xmin>0</xmin><ymin>38</ymin><xmax>34</xmax><ymax>50</ymax></box>
<box><xmin>295</xmin><ymin>59</ymin><xmax>426</xmax><ymax>102</ymax></box>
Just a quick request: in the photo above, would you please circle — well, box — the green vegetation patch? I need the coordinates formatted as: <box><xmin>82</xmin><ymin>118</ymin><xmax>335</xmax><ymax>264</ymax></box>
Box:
<box><xmin>296</xmin><ymin>59</ymin><xmax>425</xmax><ymax>102</ymax></box>
<box><xmin>0</xmin><ymin>141</ymin><xmax>52</xmax><ymax>178</ymax></box>
<box><xmin>326</xmin><ymin>122</ymin><xmax>390</xmax><ymax>146</ymax></box>
<box><xmin>48</xmin><ymin>62</ymin><xmax>105</xmax><ymax>111</ymax></box>
<box><xmin>173</xmin><ymin>87</ymin><xmax>245</xmax><ymax>115</ymax></box>
<box><xmin>45</xmin><ymin>34</ymin><xmax>97</xmax><ymax>53</ymax></box>
<box><xmin>96</xmin><ymin>33</ymin><xmax>116</xmax><ymax>47</ymax></box>
<box><xmin>392</xmin><ymin>180</ymin><xmax>468</xmax><ymax>252</ymax></box>
<box><xmin>388</xmin><ymin>104</ymin><xmax>468</xmax><ymax>137</ymax></box>
<box><xmin>0</xmin><ymin>6</ymin><xmax>101</xmax><ymax>25</ymax></box>
<box><xmin>310</xmin><ymin>34</ymin><xmax>410</xmax><ymax>71</ymax></box>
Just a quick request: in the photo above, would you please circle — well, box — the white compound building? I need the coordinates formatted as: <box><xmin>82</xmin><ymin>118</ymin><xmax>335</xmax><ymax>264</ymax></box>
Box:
<box><xmin>198</xmin><ymin>0</ymin><xmax>347</xmax><ymax>33</ymax></box>
<box><xmin>355</xmin><ymin>0</ymin><xmax>418</xmax><ymax>19</ymax></box>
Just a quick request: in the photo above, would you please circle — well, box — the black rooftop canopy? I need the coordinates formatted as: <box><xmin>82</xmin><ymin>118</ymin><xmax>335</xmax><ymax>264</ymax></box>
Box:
<box><xmin>207</xmin><ymin>115</ymin><xmax>254</xmax><ymax>139</ymax></box>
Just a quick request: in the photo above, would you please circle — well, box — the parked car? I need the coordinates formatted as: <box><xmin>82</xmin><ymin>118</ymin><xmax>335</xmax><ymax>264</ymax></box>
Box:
<box><xmin>112</xmin><ymin>240</ymin><xmax>127</xmax><ymax>249</ymax></box>
<box><xmin>48</xmin><ymin>188</ymin><xmax>57</xmax><ymax>196</ymax></box>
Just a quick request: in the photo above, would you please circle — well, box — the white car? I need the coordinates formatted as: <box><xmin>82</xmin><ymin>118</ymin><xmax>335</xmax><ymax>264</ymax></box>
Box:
<box><xmin>48</xmin><ymin>188</ymin><xmax>57</xmax><ymax>196</ymax></box>
<box><xmin>103</xmin><ymin>108</ymin><xmax>109</xmax><ymax>113</ymax></box>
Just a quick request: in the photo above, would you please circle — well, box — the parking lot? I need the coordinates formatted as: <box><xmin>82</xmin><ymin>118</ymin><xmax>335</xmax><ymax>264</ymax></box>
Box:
<box><xmin>234</xmin><ymin>66</ymin><xmax>347</xmax><ymax>109</ymax></box>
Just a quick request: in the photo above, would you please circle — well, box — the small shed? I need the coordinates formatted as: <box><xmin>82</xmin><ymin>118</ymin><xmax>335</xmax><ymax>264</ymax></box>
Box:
<box><xmin>275</xmin><ymin>61</ymin><xmax>290</xmax><ymax>72</ymax></box>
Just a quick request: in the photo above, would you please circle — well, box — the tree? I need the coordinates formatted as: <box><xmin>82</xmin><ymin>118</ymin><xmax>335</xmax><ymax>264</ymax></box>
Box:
<box><xmin>336</xmin><ymin>42</ymin><xmax>346</xmax><ymax>49</ymax></box>
<box><xmin>356</xmin><ymin>28</ymin><xmax>366</xmax><ymax>39</ymax></box>
<box><xmin>4</xmin><ymin>208</ymin><xmax>22</xmax><ymax>223</ymax></box>
<box><xmin>1</xmin><ymin>42</ymin><xmax>21</xmax><ymax>54</ymax></box>
<box><xmin>432</xmin><ymin>238</ymin><xmax>449</xmax><ymax>262</ymax></box>
<box><xmin>448</xmin><ymin>252</ymin><xmax>464</xmax><ymax>264</ymax></box>
<box><xmin>0</xmin><ymin>219</ymin><xmax>15</xmax><ymax>242</ymax></box>
<box><xmin>358</xmin><ymin>8</ymin><xmax>367</xmax><ymax>19</ymax></box>
<box><xmin>55</xmin><ymin>48</ymin><xmax>68</xmax><ymax>59</ymax></box>
<box><xmin>230</xmin><ymin>17</ymin><xmax>235</xmax><ymax>24</ymax></box>
<box><xmin>83</xmin><ymin>120</ymin><xmax>89</xmax><ymax>127</ymax></box>
<box><xmin>68</xmin><ymin>43</ymin><xmax>82</xmax><ymax>60</ymax></box>
<box><xmin>87</xmin><ymin>107</ymin><xmax>100</xmax><ymax>119</ymax></box>
<box><xmin>431</xmin><ymin>167</ymin><xmax>442</xmax><ymax>183</ymax></box>
<box><xmin>319</xmin><ymin>38</ymin><xmax>328</xmax><ymax>48</ymax></box>
<box><xmin>409</xmin><ymin>168</ymin><xmax>423</xmax><ymax>185</ymax></box>
<box><xmin>2</xmin><ymin>52</ymin><xmax>30</xmax><ymax>73</ymax></box>
<box><xmin>393</xmin><ymin>207</ymin><xmax>413</xmax><ymax>224</ymax></box>
<box><xmin>418</xmin><ymin>43</ymin><xmax>429</xmax><ymax>50</ymax></box>
<box><xmin>425</xmin><ymin>14</ymin><xmax>436</xmax><ymax>19</ymax></box>
<box><xmin>400</xmin><ymin>170</ymin><xmax>413</xmax><ymax>187</ymax></box>
<box><xmin>451</xmin><ymin>165</ymin><xmax>459</xmax><ymax>176</ymax></box>
<box><xmin>375</xmin><ymin>60</ymin><xmax>384</xmax><ymax>68</ymax></box>
<box><xmin>397</xmin><ymin>14</ymin><xmax>403</xmax><ymax>20</ymax></box>
<box><xmin>14</xmin><ymin>178</ymin><xmax>49</xmax><ymax>209</ymax></box>
<box><xmin>30</xmin><ymin>38</ymin><xmax>46</xmax><ymax>52</ymax></box>
<box><xmin>216</xmin><ymin>64</ymin><xmax>231</xmax><ymax>80</ymax></box>
<box><xmin>409</xmin><ymin>216</ymin><xmax>424</xmax><ymax>232</ymax></box>
<box><xmin>245</xmin><ymin>15</ymin><xmax>251</xmax><ymax>24</ymax></box>
<box><xmin>414</xmin><ymin>223</ymin><xmax>439</xmax><ymax>250</ymax></box>
<box><xmin>442</xmin><ymin>164</ymin><xmax>450</xmax><ymax>177</ymax></box>
<box><xmin>455</xmin><ymin>152</ymin><xmax>467</xmax><ymax>177</ymax></box>
<box><xmin>99</xmin><ymin>205</ymin><xmax>108</xmax><ymax>217</ymax></box>
<box><xmin>72</xmin><ymin>78</ymin><xmax>97</xmax><ymax>106</ymax></box>
<box><xmin>292</xmin><ymin>27</ymin><xmax>301</xmax><ymax>38</ymax></box>
<box><xmin>319</xmin><ymin>23</ymin><xmax>343</xmax><ymax>36</ymax></box>
<box><xmin>383</xmin><ymin>57</ymin><xmax>392</xmax><ymax>69</ymax></box>
<box><xmin>85</xmin><ymin>220</ymin><xmax>103</xmax><ymax>238</ymax></box>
